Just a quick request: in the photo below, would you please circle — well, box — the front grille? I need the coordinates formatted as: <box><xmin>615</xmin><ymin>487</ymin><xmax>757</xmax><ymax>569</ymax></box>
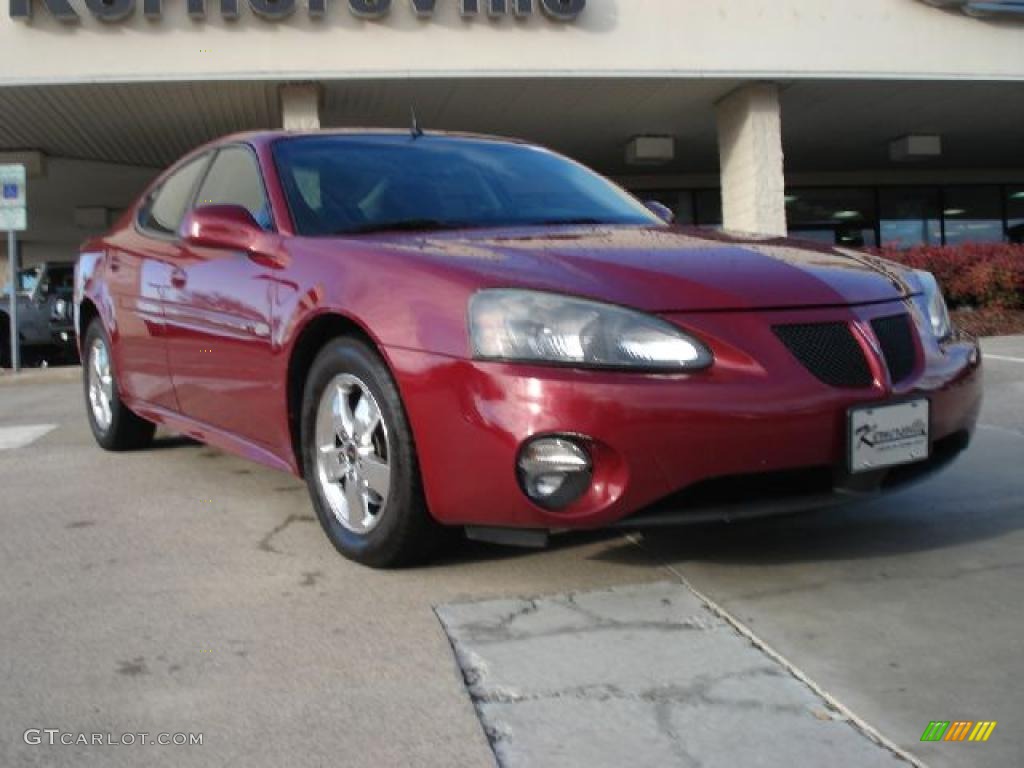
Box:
<box><xmin>871</xmin><ymin>314</ymin><xmax>917</xmax><ymax>384</ymax></box>
<box><xmin>774</xmin><ymin>322</ymin><xmax>873</xmax><ymax>388</ymax></box>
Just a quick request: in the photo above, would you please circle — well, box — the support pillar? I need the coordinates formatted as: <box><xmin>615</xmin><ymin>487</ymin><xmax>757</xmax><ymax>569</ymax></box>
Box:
<box><xmin>280</xmin><ymin>84</ymin><xmax>322</xmax><ymax>131</ymax></box>
<box><xmin>715</xmin><ymin>83</ymin><xmax>787</xmax><ymax>236</ymax></box>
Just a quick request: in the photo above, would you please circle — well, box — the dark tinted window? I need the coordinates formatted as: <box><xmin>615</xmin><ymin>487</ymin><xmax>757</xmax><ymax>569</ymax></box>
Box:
<box><xmin>139</xmin><ymin>155</ymin><xmax>209</xmax><ymax>236</ymax></box>
<box><xmin>880</xmin><ymin>187</ymin><xmax>941</xmax><ymax>248</ymax></box>
<box><xmin>272</xmin><ymin>136</ymin><xmax>659</xmax><ymax>236</ymax></box>
<box><xmin>694</xmin><ymin>189</ymin><xmax>722</xmax><ymax>228</ymax></box>
<box><xmin>44</xmin><ymin>265</ymin><xmax>75</xmax><ymax>299</ymax></box>
<box><xmin>943</xmin><ymin>186</ymin><xmax>1003</xmax><ymax>245</ymax></box>
<box><xmin>1009</xmin><ymin>187</ymin><xmax>1024</xmax><ymax>244</ymax></box>
<box><xmin>786</xmin><ymin>187</ymin><xmax>877</xmax><ymax>247</ymax></box>
<box><xmin>195</xmin><ymin>146</ymin><xmax>272</xmax><ymax>230</ymax></box>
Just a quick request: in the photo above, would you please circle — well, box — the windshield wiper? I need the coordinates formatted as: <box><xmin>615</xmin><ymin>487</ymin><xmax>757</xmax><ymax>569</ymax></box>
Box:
<box><xmin>337</xmin><ymin>219</ymin><xmax>471</xmax><ymax>235</ymax></box>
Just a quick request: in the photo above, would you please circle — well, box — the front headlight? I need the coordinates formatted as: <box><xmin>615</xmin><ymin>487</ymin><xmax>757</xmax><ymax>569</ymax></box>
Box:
<box><xmin>52</xmin><ymin>299</ymin><xmax>69</xmax><ymax>321</ymax></box>
<box><xmin>469</xmin><ymin>289</ymin><xmax>713</xmax><ymax>371</ymax></box>
<box><xmin>914</xmin><ymin>271</ymin><xmax>952</xmax><ymax>341</ymax></box>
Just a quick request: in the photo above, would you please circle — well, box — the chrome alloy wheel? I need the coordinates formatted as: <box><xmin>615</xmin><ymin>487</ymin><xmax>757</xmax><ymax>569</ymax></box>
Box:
<box><xmin>88</xmin><ymin>337</ymin><xmax>114</xmax><ymax>432</ymax></box>
<box><xmin>314</xmin><ymin>373</ymin><xmax>392</xmax><ymax>534</ymax></box>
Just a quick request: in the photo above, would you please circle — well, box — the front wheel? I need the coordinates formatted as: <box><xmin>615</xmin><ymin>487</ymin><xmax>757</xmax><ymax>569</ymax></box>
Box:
<box><xmin>301</xmin><ymin>337</ymin><xmax>447</xmax><ymax>568</ymax></box>
<box><xmin>82</xmin><ymin>320</ymin><xmax>156</xmax><ymax>451</ymax></box>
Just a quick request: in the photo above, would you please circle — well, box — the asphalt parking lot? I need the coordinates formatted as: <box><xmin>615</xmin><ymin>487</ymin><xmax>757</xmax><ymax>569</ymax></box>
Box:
<box><xmin>1</xmin><ymin>337</ymin><xmax>1021</xmax><ymax>768</ymax></box>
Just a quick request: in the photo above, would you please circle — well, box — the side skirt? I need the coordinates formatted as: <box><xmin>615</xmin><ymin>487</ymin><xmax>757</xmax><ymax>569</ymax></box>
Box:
<box><xmin>126</xmin><ymin>398</ymin><xmax>298</xmax><ymax>476</ymax></box>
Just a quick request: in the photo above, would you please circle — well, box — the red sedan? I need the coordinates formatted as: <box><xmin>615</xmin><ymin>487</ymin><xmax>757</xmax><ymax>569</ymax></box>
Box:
<box><xmin>75</xmin><ymin>131</ymin><xmax>982</xmax><ymax>567</ymax></box>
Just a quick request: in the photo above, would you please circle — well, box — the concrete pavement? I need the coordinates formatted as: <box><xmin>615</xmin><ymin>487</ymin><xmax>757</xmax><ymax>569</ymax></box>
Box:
<box><xmin>0</xmin><ymin>336</ymin><xmax>1021</xmax><ymax>767</ymax></box>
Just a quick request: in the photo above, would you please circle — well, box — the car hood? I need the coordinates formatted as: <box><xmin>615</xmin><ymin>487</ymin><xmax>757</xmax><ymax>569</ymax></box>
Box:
<box><xmin>368</xmin><ymin>225</ymin><xmax>914</xmax><ymax>312</ymax></box>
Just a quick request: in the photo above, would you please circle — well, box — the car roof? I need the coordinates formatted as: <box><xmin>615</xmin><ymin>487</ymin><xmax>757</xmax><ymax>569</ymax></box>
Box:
<box><xmin>219</xmin><ymin>128</ymin><xmax>533</xmax><ymax>150</ymax></box>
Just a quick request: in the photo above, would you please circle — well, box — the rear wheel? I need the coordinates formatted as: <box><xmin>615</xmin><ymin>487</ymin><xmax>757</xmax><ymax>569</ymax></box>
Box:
<box><xmin>301</xmin><ymin>337</ymin><xmax>447</xmax><ymax>568</ymax></box>
<box><xmin>83</xmin><ymin>320</ymin><xmax>156</xmax><ymax>451</ymax></box>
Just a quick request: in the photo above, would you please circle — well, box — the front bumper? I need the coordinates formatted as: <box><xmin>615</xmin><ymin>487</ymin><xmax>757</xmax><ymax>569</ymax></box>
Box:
<box><xmin>49</xmin><ymin>325</ymin><xmax>77</xmax><ymax>349</ymax></box>
<box><xmin>388</xmin><ymin>300</ymin><xmax>983</xmax><ymax>531</ymax></box>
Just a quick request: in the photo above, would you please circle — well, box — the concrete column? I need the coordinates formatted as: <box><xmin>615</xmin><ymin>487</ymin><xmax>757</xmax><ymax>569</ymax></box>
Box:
<box><xmin>715</xmin><ymin>83</ymin><xmax>787</xmax><ymax>236</ymax></box>
<box><xmin>280</xmin><ymin>84</ymin><xmax>322</xmax><ymax>131</ymax></box>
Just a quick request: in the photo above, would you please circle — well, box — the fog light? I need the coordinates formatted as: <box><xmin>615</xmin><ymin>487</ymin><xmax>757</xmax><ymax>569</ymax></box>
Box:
<box><xmin>517</xmin><ymin>437</ymin><xmax>592</xmax><ymax>511</ymax></box>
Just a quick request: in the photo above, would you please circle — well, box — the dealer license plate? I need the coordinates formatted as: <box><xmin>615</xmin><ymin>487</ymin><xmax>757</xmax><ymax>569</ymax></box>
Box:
<box><xmin>849</xmin><ymin>399</ymin><xmax>930</xmax><ymax>474</ymax></box>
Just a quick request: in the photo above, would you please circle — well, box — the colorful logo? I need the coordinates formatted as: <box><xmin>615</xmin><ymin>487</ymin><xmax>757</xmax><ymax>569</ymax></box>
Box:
<box><xmin>921</xmin><ymin>721</ymin><xmax>998</xmax><ymax>742</ymax></box>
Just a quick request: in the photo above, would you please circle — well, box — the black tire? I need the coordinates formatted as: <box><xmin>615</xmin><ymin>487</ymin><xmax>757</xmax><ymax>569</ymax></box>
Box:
<box><xmin>301</xmin><ymin>336</ymin><xmax>448</xmax><ymax>568</ymax></box>
<box><xmin>82</xmin><ymin>320</ymin><xmax>156</xmax><ymax>451</ymax></box>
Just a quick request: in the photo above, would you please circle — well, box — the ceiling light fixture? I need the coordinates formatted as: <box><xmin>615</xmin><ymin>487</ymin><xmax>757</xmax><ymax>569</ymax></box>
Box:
<box><xmin>626</xmin><ymin>136</ymin><xmax>675</xmax><ymax>166</ymax></box>
<box><xmin>833</xmin><ymin>210</ymin><xmax>862</xmax><ymax>220</ymax></box>
<box><xmin>889</xmin><ymin>134</ymin><xmax>942</xmax><ymax>162</ymax></box>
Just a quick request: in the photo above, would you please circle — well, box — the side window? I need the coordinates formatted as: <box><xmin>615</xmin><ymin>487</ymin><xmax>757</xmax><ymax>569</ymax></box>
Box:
<box><xmin>139</xmin><ymin>155</ymin><xmax>210</xmax><ymax>236</ymax></box>
<box><xmin>44</xmin><ymin>266</ymin><xmax>75</xmax><ymax>299</ymax></box>
<box><xmin>195</xmin><ymin>146</ymin><xmax>272</xmax><ymax>230</ymax></box>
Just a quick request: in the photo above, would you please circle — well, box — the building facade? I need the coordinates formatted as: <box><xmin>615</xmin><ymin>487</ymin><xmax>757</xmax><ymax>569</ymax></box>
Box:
<box><xmin>1</xmin><ymin>0</ymin><xmax>1023</xmax><ymax>274</ymax></box>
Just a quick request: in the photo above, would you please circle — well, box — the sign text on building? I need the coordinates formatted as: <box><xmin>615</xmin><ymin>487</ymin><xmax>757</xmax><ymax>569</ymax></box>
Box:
<box><xmin>9</xmin><ymin>0</ymin><xmax>586</xmax><ymax>23</ymax></box>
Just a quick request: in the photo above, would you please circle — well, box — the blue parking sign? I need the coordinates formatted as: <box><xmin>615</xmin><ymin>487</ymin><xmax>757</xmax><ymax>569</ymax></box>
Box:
<box><xmin>2</xmin><ymin>183</ymin><xmax>18</xmax><ymax>200</ymax></box>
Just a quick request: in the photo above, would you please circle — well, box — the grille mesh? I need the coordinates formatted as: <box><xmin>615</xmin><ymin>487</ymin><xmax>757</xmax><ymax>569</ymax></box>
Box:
<box><xmin>872</xmin><ymin>314</ymin><xmax>917</xmax><ymax>384</ymax></box>
<box><xmin>774</xmin><ymin>322</ymin><xmax>873</xmax><ymax>388</ymax></box>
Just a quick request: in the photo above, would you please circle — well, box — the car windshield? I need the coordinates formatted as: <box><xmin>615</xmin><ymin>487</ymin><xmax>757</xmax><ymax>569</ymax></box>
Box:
<box><xmin>272</xmin><ymin>135</ymin><xmax>662</xmax><ymax>236</ymax></box>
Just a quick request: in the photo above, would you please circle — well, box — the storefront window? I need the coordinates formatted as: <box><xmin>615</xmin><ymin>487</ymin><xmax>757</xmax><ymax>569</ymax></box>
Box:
<box><xmin>1007</xmin><ymin>187</ymin><xmax>1024</xmax><ymax>244</ymax></box>
<box><xmin>880</xmin><ymin>187</ymin><xmax>942</xmax><ymax>248</ymax></box>
<box><xmin>694</xmin><ymin>189</ymin><xmax>722</xmax><ymax>228</ymax></box>
<box><xmin>786</xmin><ymin>187</ymin><xmax>877</xmax><ymax>247</ymax></box>
<box><xmin>943</xmin><ymin>186</ymin><xmax>1004</xmax><ymax>245</ymax></box>
<box><xmin>626</xmin><ymin>183</ymin><xmax>1024</xmax><ymax>246</ymax></box>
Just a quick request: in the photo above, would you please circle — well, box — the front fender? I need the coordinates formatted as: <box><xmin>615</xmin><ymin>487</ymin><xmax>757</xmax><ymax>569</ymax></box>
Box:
<box><xmin>75</xmin><ymin>250</ymin><xmax>108</xmax><ymax>342</ymax></box>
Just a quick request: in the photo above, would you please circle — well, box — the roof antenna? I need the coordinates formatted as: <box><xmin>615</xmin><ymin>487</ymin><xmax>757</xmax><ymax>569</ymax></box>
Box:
<box><xmin>410</xmin><ymin>106</ymin><xmax>424</xmax><ymax>139</ymax></box>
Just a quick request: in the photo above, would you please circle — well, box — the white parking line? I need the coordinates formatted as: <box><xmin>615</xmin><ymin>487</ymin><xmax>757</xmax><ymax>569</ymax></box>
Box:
<box><xmin>0</xmin><ymin>424</ymin><xmax>57</xmax><ymax>451</ymax></box>
<box><xmin>985</xmin><ymin>354</ymin><xmax>1024</xmax><ymax>364</ymax></box>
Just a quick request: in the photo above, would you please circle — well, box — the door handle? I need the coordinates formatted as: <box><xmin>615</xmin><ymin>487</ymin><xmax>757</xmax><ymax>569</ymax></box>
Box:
<box><xmin>170</xmin><ymin>268</ymin><xmax>187</xmax><ymax>289</ymax></box>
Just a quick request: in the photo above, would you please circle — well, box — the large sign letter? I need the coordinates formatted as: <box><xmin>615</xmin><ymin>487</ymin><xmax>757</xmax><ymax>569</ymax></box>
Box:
<box><xmin>349</xmin><ymin>0</ymin><xmax>390</xmax><ymax>18</ymax></box>
<box><xmin>84</xmin><ymin>0</ymin><xmax>135</xmax><ymax>21</ymax></box>
<box><xmin>409</xmin><ymin>0</ymin><xmax>435</xmax><ymax>16</ymax></box>
<box><xmin>9</xmin><ymin>0</ymin><xmax>80</xmax><ymax>22</ymax></box>
<box><xmin>540</xmin><ymin>0</ymin><xmax>584</xmax><ymax>21</ymax></box>
<box><xmin>248</xmin><ymin>0</ymin><xmax>295</xmax><ymax>19</ymax></box>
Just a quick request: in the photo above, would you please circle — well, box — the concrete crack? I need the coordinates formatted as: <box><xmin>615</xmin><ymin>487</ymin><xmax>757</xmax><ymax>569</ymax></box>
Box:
<box><xmin>257</xmin><ymin>514</ymin><xmax>315</xmax><ymax>554</ymax></box>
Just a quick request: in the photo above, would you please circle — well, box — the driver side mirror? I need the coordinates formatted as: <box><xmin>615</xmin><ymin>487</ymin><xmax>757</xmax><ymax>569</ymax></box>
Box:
<box><xmin>179</xmin><ymin>205</ymin><xmax>285</xmax><ymax>269</ymax></box>
<box><xmin>34</xmin><ymin>281</ymin><xmax>50</xmax><ymax>303</ymax></box>
<box><xmin>180</xmin><ymin>205</ymin><xmax>263</xmax><ymax>252</ymax></box>
<box><xmin>645</xmin><ymin>200</ymin><xmax>675</xmax><ymax>224</ymax></box>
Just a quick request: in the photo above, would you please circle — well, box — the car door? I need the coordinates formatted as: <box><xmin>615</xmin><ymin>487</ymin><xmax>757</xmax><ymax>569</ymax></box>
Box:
<box><xmin>162</xmin><ymin>144</ymin><xmax>280</xmax><ymax>448</ymax></box>
<box><xmin>18</xmin><ymin>265</ymin><xmax>50</xmax><ymax>346</ymax></box>
<box><xmin>108</xmin><ymin>154</ymin><xmax>211</xmax><ymax>409</ymax></box>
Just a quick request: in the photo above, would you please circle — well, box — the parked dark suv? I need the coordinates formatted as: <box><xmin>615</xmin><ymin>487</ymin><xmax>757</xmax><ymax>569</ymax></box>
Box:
<box><xmin>1</xmin><ymin>261</ymin><xmax>77</xmax><ymax>368</ymax></box>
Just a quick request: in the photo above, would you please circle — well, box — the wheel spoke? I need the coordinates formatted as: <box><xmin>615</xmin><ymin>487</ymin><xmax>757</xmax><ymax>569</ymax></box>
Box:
<box><xmin>344</xmin><ymin>477</ymin><xmax>368</xmax><ymax>527</ymax></box>
<box><xmin>353</xmin><ymin>391</ymin><xmax>382</xmax><ymax>445</ymax></box>
<box><xmin>360</xmin><ymin>455</ymin><xmax>390</xmax><ymax>500</ymax></box>
<box><xmin>332</xmin><ymin>386</ymin><xmax>356</xmax><ymax>440</ymax></box>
